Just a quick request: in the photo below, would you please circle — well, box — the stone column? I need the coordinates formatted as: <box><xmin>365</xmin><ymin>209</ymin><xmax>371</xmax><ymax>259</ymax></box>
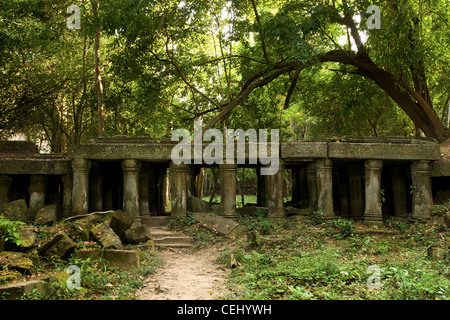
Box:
<box><xmin>390</xmin><ymin>165</ymin><xmax>408</xmax><ymax>217</ymax></box>
<box><xmin>122</xmin><ymin>159</ymin><xmax>141</xmax><ymax>226</ymax></box>
<box><xmin>315</xmin><ymin>159</ymin><xmax>334</xmax><ymax>219</ymax></box>
<box><xmin>170</xmin><ymin>163</ymin><xmax>189</xmax><ymax>217</ymax></box>
<box><xmin>411</xmin><ymin>160</ymin><xmax>432</xmax><ymax>219</ymax></box>
<box><xmin>306</xmin><ymin>162</ymin><xmax>318</xmax><ymax>212</ymax></box>
<box><xmin>0</xmin><ymin>175</ymin><xmax>12</xmax><ymax>209</ymax></box>
<box><xmin>347</xmin><ymin>163</ymin><xmax>365</xmax><ymax>220</ymax></box>
<box><xmin>29</xmin><ymin>175</ymin><xmax>49</xmax><ymax>218</ymax></box>
<box><xmin>220</xmin><ymin>163</ymin><xmax>237</xmax><ymax>218</ymax></box>
<box><xmin>364</xmin><ymin>159</ymin><xmax>384</xmax><ymax>226</ymax></box>
<box><xmin>89</xmin><ymin>162</ymin><xmax>103</xmax><ymax>212</ymax></box>
<box><xmin>139</xmin><ymin>168</ymin><xmax>151</xmax><ymax>223</ymax></box>
<box><xmin>61</xmin><ymin>174</ymin><xmax>73</xmax><ymax>218</ymax></box>
<box><xmin>265</xmin><ymin>159</ymin><xmax>285</xmax><ymax>218</ymax></box>
<box><xmin>72</xmin><ymin>158</ymin><xmax>91</xmax><ymax>216</ymax></box>
<box><xmin>161</xmin><ymin>170</ymin><xmax>169</xmax><ymax>215</ymax></box>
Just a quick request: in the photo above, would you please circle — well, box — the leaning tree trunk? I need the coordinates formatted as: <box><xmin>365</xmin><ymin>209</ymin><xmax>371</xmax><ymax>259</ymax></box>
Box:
<box><xmin>320</xmin><ymin>50</ymin><xmax>450</xmax><ymax>143</ymax></box>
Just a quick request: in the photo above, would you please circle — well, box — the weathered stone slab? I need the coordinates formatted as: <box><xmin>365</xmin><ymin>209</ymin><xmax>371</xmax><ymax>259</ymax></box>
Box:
<box><xmin>3</xmin><ymin>199</ymin><xmax>28</xmax><ymax>222</ymax></box>
<box><xmin>431</xmin><ymin>161</ymin><xmax>450</xmax><ymax>177</ymax></box>
<box><xmin>108</xmin><ymin>210</ymin><xmax>133</xmax><ymax>240</ymax></box>
<box><xmin>68</xmin><ymin>143</ymin><xmax>175</xmax><ymax>161</ymax></box>
<box><xmin>4</xmin><ymin>227</ymin><xmax>38</xmax><ymax>251</ymax></box>
<box><xmin>125</xmin><ymin>225</ymin><xmax>152</xmax><ymax>244</ymax></box>
<box><xmin>71</xmin><ymin>214</ymin><xmax>105</xmax><ymax>241</ymax></box>
<box><xmin>191</xmin><ymin>213</ymin><xmax>244</xmax><ymax>238</ymax></box>
<box><xmin>91</xmin><ymin>223</ymin><xmax>123</xmax><ymax>249</ymax></box>
<box><xmin>328</xmin><ymin>142</ymin><xmax>441</xmax><ymax>160</ymax></box>
<box><xmin>0</xmin><ymin>278</ymin><xmax>47</xmax><ymax>300</ymax></box>
<box><xmin>34</xmin><ymin>204</ymin><xmax>57</xmax><ymax>225</ymax></box>
<box><xmin>0</xmin><ymin>158</ymin><xmax>71</xmax><ymax>175</ymax></box>
<box><xmin>38</xmin><ymin>232</ymin><xmax>77</xmax><ymax>259</ymax></box>
<box><xmin>76</xmin><ymin>248</ymin><xmax>139</xmax><ymax>270</ymax></box>
<box><xmin>281</xmin><ymin>142</ymin><xmax>328</xmax><ymax>159</ymax></box>
<box><xmin>0</xmin><ymin>251</ymin><xmax>34</xmax><ymax>274</ymax></box>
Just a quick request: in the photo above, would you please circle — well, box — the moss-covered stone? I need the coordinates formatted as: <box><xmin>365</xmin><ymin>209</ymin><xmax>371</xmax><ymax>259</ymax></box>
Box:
<box><xmin>91</xmin><ymin>223</ymin><xmax>122</xmax><ymax>249</ymax></box>
<box><xmin>38</xmin><ymin>232</ymin><xmax>77</xmax><ymax>259</ymax></box>
<box><xmin>3</xmin><ymin>199</ymin><xmax>28</xmax><ymax>223</ymax></box>
<box><xmin>0</xmin><ymin>269</ymin><xmax>22</xmax><ymax>284</ymax></box>
<box><xmin>124</xmin><ymin>225</ymin><xmax>152</xmax><ymax>244</ymax></box>
<box><xmin>0</xmin><ymin>251</ymin><xmax>34</xmax><ymax>275</ymax></box>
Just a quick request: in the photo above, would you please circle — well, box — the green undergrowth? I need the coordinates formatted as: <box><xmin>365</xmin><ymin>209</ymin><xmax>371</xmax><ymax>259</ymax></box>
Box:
<box><xmin>4</xmin><ymin>250</ymin><xmax>163</xmax><ymax>300</ymax></box>
<box><xmin>216</xmin><ymin>211</ymin><xmax>450</xmax><ymax>300</ymax></box>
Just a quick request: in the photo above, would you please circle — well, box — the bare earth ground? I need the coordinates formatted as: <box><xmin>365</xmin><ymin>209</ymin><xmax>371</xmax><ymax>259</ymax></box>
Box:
<box><xmin>136</xmin><ymin>246</ymin><xmax>230</xmax><ymax>300</ymax></box>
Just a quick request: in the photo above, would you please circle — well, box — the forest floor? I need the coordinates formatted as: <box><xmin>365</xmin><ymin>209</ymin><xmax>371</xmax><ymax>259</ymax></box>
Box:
<box><xmin>134</xmin><ymin>205</ymin><xmax>450</xmax><ymax>300</ymax></box>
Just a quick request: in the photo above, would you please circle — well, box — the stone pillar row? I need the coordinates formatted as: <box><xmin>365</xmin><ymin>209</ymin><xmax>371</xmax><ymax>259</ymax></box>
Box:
<box><xmin>0</xmin><ymin>157</ymin><xmax>434</xmax><ymax>224</ymax></box>
<box><xmin>291</xmin><ymin>159</ymin><xmax>433</xmax><ymax>224</ymax></box>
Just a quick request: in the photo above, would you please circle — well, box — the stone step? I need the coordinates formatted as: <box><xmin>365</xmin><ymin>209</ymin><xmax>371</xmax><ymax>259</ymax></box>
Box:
<box><xmin>149</xmin><ymin>226</ymin><xmax>194</xmax><ymax>248</ymax></box>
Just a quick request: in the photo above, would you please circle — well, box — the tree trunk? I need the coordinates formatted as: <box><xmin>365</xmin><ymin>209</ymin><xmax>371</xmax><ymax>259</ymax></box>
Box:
<box><xmin>320</xmin><ymin>50</ymin><xmax>449</xmax><ymax>142</ymax></box>
<box><xmin>91</xmin><ymin>0</ymin><xmax>105</xmax><ymax>138</ymax></box>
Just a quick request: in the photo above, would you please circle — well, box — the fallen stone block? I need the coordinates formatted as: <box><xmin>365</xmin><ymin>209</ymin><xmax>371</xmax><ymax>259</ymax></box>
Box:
<box><xmin>71</xmin><ymin>214</ymin><xmax>104</xmax><ymax>241</ymax></box>
<box><xmin>3</xmin><ymin>199</ymin><xmax>28</xmax><ymax>222</ymax></box>
<box><xmin>191</xmin><ymin>213</ymin><xmax>245</xmax><ymax>238</ymax></box>
<box><xmin>0</xmin><ymin>251</ymin><xmax>34</xmax><ymax>275</ymax></box>
<box><xmin>0</xmin><ymin>269</ymin><xmax>22</xmax><ymax>285</ymax></box>
<box><xmin>0</xmin><ymin>278</ymin><xmax>47</xmax><ymax>300</ymax></box>
<box><xmin>38</xmin><ymin>232</ymin><xmax>77</xmax><ymax>259</ymax></box>
<box><xmin>76</xmin><ymin>248</ymin><xmax>139</xmax><ymax>270</ymax></box>
<box><xmin>91</xmin><ymin>223</ymin><xmax>122</xmax><ymax>249</ymax></box>
<box><xmin>125</xmin><ymin>225</ymin><xmax>152</xmax><ymax>244</ymax></box>
<box><xmin>34</xmin><ymin>204</ymin><xmax>57</xmax><ymax>225</ymax></box>
<box><xmin>4</xmin><ymin>227</ymin><xmax>38</xmax><ymax>251</ymax></box>
<box><xmin>108</xmin><ymin>210</ymin><xmax>133</xmax><ymax>240</ymax></box>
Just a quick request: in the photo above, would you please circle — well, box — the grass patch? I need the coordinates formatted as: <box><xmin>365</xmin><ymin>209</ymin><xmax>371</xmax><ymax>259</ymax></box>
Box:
<box><xmin>218</xmin><ymin>214</ymin><xmax>450</xmax><ymax>300</ymax></box>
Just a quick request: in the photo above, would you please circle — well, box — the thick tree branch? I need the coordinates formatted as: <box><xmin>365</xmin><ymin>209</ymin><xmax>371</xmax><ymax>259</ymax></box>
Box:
<box><xmin>203</xmin><ymin>64</ymin><xmax>302</xmax><ymax>131</ymax></box>
<box><xmin>284</xmin><ymin>67</ymin><xmax>302</xmax><ymax>110</ymax></box>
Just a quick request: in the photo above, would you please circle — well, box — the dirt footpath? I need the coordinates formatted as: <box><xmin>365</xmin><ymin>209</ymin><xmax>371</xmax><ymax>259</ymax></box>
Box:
<box><xmin>136</xmin><ymin>247</ymin><xmax>230</xmax><ymax>300</ymax></box>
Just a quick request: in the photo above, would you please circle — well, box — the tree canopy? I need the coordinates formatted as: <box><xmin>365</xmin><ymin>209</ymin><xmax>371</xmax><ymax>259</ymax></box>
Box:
<box><xmin>1</xmin><ymin>0</ymin><xmax>449</xmax><ymax>151</ymax></box>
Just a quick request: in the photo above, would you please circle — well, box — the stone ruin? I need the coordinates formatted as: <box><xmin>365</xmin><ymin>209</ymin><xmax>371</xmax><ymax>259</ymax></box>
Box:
<box><xmin>0</xmin><ymin>136</ymin><xmax>449</xmax><ymax>228</ymax></box>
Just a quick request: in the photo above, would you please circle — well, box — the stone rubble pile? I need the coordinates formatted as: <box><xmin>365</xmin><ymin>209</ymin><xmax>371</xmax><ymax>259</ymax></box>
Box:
<box><xmin>1</xmin><ymin>201</ymin><xmax>152</xmax><ymax>286</ymax></box>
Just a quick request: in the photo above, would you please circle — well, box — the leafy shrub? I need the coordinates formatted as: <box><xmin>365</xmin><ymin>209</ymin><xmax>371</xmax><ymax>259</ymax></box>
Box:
<box><xmin>330</xmin><ymin>217</ymin><xmax>355</xmax><ymax>238</ymax></box>
<box><xmin>308</xmin><ymin>211</ymin><xmax>325</xmax><ymax>225</ymax></box>
<box><xmin>0</xmin><ymin>215</ymin><xmax>25</xmax><ymax>247</ymax></box>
